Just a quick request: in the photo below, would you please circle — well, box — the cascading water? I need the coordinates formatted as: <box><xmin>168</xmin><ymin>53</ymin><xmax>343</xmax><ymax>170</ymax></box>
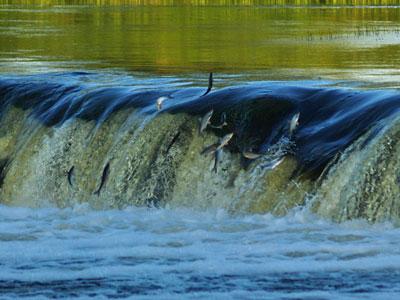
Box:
<box><xmin>2</xmin><ymin>73</ymin><xmax>400</xmax><ymax>298</ymax></box>
<box><xmin>1</xmin><ymin>73</ymin><xmax>400</xmax><ymax>222</ymax></box>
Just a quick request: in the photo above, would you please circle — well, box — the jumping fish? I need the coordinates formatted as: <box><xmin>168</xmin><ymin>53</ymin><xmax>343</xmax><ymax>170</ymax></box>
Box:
<box><xmin>67</xmin><ymin>166</ymin><xmax>75</xmax><ymax>187</ymax></box>
<box><xmin>262</xmin><ymin>157</ymin><xmax>285</xmax><ymax>170</ymax></box>
<box><xmin>202</xmin><ymin>72</ymin><xmax>213</xmax><ymax>96</ymax></box>
<box><xmin>156</xmin><ymin>96</ymin><xmax>168</xmax><ymax>111</ymax></box>
<box><xmin>201</xmin><ymin>132</ymin><xmax>234</xmax><ymax>155</ymax></box>
<box><xmin>94</xmin><ymin>162</ymin><xmax>110</xmax><ymax>196</ymax></box>
<box><xmin>201</xmin><ymin>143</ymin><xmax>219</xmax><ymax>156</ymax></box>
<box><xmin>289</xmin><ymin>112</ymin><xmax>300</xmax><ymax>135</ymax></box>
<box><xmin>199</xmin><ymin>109</ymin><xmax>213</xmax><ymax>134</ymax></box>
<box><xmin>212</xmin><ymin>148</ymin><xmax>223</xmax><ymax>173</ymax></box>
<box><xmin>220</xmin><ymin>112</ymin><xmax>227</xmax><ymax>127</ymax></box>
<box><xmin>216</xmin><ymin>132</ymin><xmax>234</xmax><ymax>150</ymax></box>
<box><xmin>210</xmin><ymin>112</ymin><xmax>228</xmax><ymax>129</ymax></box>
<box><xmin>242</xmin><ymin>151</ymin><xmax>262</xmax><ymax>160</ymax></box>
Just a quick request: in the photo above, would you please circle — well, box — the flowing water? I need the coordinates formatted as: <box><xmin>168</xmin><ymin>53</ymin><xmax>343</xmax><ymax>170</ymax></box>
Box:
<box><xmin>2</xmin><ymin>204</ymin><xmax>400</xmax><ymax>299</ymax></box>
<box><xmin>1</xmin><ymin>1</ymin><xmax>400</xmax><ymax>299</ymax></box>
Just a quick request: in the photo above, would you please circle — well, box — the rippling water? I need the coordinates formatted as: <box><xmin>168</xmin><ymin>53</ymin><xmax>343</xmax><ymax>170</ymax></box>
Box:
<box><xmin>1</xmin><ymin>204</ymin><xmax>400</xmax><ymax>299</ymax></box>
<box><xmin>1</xmin><ymin>1</ymin><xmax>400</xmax><ymax>299</ymax></box>
<box><xmin>1</xmin><ymin>1</ymin><xmax>400</xmax><ymax>86</ymax></box>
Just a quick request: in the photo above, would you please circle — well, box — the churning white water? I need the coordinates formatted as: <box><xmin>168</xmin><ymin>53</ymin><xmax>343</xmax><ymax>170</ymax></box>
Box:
<box><xmin>1</xmin><ymin>203</ymin><xmax>400</xmax><ymax>299</ymax></box>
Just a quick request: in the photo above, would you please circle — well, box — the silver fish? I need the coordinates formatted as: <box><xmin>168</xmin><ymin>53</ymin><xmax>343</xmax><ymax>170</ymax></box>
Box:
<box><xmin>212</xmin><ymin>148</ymin><xmax>223</xmax><ymax>173</ymax></box>
<box><xmin>201</xmin><ymin>143</ymin><xmax>218</xmax><ymax>156</ymax></box>
<box><xmin>201</xmin><ymin>132</ymin><xmax>233</xmax><ymax>156</ymax></box>
<box><xmin>202</xmin><ymin>72</ymin><xmax>213</xmax><ymax>96</ymax></box>
<box><xmin>289</xmin><ymin>112</ymin><xmax>300</xmax><ymax>135</ymax></box>
<box><xmin>94</xmin><ymin>162</ymin><xmax>110</xmax><ymax>196</ymax></box>
<box><xmin>216</xmin><ymin>132</ymin><xmax>234</xmax><ymax>150</ymax></box>
<box><xmin>199</xmin><ymin>109</ymin><xmax>214</xmax><ymax>134</ymax></box>
<box><xmin>220</xmin><ymin>112</ymin><xmax>227</xmax><ymax>127</ymax></box>
<box><xmin>243</xmin><ymin>151</ymin><xmax>262</xmax><ymax>160</ymax></box>
<box><xmin>156</xmin><ymin>96</ymin><xmax>168</xmax><ymax>111</ymax></box>
<box><xmin>210</xmin><ymin>112</ymin><xmax>228</xmax><ymax>129</ymax></box>
<box><xmin>262</xmin><ymin>157</ymin><xmax>285</xmax><ymax>170</ymax></box>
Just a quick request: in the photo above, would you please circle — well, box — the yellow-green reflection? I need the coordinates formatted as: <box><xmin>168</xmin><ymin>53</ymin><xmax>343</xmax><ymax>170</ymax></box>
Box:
<box><xmin>1</xmin><ymin>1</ymin><xmax>400</xmax><ymax>6</ymax></box>
<box><xmin>0</xmin><ymin>2</ymin><xmax>399</xmax><ymax>78</ymax></box>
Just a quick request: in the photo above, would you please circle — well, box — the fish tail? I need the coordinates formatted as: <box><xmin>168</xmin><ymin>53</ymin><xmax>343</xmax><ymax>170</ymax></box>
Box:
<box><xmin>212</xmin><ymin>164</ymin><xmax>217</xmax><ymax>173</ymax></box>
<box><xmin>201</xmin><ymin>143</ymin><xmax>217</xmax><ymax>155</ymax></box>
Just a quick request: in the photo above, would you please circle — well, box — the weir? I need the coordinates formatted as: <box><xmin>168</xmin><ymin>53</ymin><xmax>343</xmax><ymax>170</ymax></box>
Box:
<box><xmin>1</xmin><ymin>74</ymin><xmax>400</xmax><ymax>223</ymax></box>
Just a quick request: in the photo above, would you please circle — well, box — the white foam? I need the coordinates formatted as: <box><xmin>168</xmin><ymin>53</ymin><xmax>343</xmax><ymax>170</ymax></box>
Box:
<box><xmin>0</xmin><ymin>204</ymin><xmax>400</xmax><ymax>297</ymax></box>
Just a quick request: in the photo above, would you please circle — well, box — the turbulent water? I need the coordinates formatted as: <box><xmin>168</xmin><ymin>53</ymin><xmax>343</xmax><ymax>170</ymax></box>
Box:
<box><xmin>2</xmin><ymin>204</ymin><xmax>400</xmax><ymax>299</ymax></box>
<box><xmin>1</xmin><ymin>71</ymin><xmax>400</xmax><ymax>298</ymax></box>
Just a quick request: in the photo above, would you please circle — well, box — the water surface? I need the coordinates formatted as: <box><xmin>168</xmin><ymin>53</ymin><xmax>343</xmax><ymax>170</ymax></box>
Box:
<box><xmin>1</xmin><ymin>2</ymin><xmax>400</xmax><ymax>299</ymax></box>
<box><xmin>1</xmin><ymin>2</ymin><xmax>400</xmax><ymax>86</ymax></box>
<box><xmin>1</xmin><ymin>204</ymin><xmax>400</xmax><ymax>299</ymax></box>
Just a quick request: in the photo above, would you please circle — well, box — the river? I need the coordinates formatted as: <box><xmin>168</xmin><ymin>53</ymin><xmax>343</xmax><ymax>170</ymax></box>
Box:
<box><xmin>1</xmin><ymin>1</ymin><xmax>400</xmax><ymax>299</ymax></box>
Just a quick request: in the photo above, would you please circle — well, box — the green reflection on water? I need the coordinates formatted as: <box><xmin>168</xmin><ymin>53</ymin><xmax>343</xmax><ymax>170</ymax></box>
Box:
<box><xmin>0</xmin><ymin>1</ymin><xmax>399</xmax><ymax>82</ymax></box>
<box><xmin>1</xmin><ymin>1</ymin><xmax>400</xmax><ymax>6</ymax></box>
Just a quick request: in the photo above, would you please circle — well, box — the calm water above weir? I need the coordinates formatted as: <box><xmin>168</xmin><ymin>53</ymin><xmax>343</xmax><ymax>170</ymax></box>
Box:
<box><xmin>1</xmin><ymin>1</ymin><xmax>400</xmax><ymax>299</ymax></box>
<box><xmin>1</xmin><ymin>1</ymin><xmax>400</xmax><ymax>86</ymax></box>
